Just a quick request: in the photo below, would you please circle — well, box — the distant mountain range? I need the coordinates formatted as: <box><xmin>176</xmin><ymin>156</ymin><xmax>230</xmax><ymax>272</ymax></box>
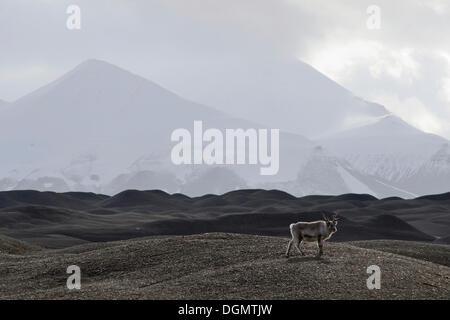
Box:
<box><xmin>0</xmin><ymin>59</ymin><xmax>311</xmax><ymax>195</ymax></box>
<box><xmin>0</xmin><ymin>59</ymin><xmax>449</xmax><ymax>197</ymax></box>
<box><xmin>319</xmin><ymin>114</ymin><xmax>449</xmax><ymax>197</ymax></box>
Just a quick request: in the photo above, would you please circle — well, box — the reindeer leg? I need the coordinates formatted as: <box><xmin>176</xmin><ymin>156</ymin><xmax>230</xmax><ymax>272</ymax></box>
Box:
<box><xmin>294</xmin><ymin>236</ymin><xmax>305</xmax><ymax>256</ymax></box>
<box><xmin>317</xmin><ymin>236</ymin><xmax>323</xmax><ymax>257</ymax></box>
<box><xmin>286</xmin><ymin>239</ymin><xmax>293</xmax><ymax>257</ymax></box>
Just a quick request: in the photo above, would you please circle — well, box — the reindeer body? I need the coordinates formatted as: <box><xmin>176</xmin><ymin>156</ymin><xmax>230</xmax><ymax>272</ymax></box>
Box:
<box><xmin>285</xmin><ymin>214</ymin><xmax>338</xmax><ymax>257</ymax></box>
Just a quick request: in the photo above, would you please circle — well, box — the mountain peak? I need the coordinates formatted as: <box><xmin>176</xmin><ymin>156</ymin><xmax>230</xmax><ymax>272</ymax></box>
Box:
<box><xmin>78</xmin><ymin>58</ymin><xmax>110</xmax><ymax>66</ymax></box>
<box><xmin>72</xmin><ymin>59</ymin><xmax>127</xmax><ymax>74</ymax></box>
<box><xmin>13</xmin><ymin>59</ymin><xmax>171</xmax><ymax>107</ymax></box>
<box><xmin>327</xmin><ymin>114</ymin><xmax>425</xmax><ymax>140</ymax></box>
<box><xmin>64</xmin><ymin>59</ymin><xmax>142</xmax><ymax>82</ymax></box>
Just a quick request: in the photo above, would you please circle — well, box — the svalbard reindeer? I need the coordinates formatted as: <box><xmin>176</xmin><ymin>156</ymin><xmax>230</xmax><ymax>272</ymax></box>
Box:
<box><xmin>285</xmin><ymin>213</ymin><xmax>338</xmax><ymax>257</ymax></box>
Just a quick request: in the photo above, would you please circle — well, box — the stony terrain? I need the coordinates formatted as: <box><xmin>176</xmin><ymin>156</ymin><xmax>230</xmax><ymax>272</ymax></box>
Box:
<box><xmin>0</xmin><ymin>233</ymin><xmax>448</xmax><ymax>299</ymax></box>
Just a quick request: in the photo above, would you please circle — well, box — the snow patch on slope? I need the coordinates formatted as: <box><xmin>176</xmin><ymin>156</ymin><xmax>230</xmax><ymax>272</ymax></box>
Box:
<box><xmin>336</xmin><ymin>165</ymin><xmax>375</xmax><ymax>195</ymax></box>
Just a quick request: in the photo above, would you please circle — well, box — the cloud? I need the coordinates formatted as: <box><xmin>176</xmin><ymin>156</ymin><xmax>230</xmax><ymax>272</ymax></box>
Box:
<box><xmin>420</xmin><ymin>0</ymin><xmax>449</xmax><ymax>15</ymax></box>
<box><xmin>287</xmin><ymin>0</ymin><xmax>450</xmax><ymax>138</ymax></box>
<box><xmin>0</xmin><ymin>0</ymin><xmax>449</xmax><ymax>139</ymax></box>
<box><xmin>371</xmin><ymin>94</ymin><xmax>444</xmax><ymax>135</ymax></box>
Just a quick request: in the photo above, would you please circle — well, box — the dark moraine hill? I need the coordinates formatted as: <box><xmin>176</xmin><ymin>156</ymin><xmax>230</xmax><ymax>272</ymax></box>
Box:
<box><xmin>0</xmin><ymin>189</ymin><xmax>448</xmax><ymax>248</ymax></box>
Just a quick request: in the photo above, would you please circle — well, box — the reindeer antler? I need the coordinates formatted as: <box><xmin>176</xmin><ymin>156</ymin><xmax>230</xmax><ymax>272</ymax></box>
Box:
<box><xmin>321</xmin><ymin>212</ymin><xmax>329</xmax><ymax>221</ymax></box>
<box><xmin>332</xmin><ymin>213</ymin><xmax>339</xmax><ymax>221</ymax></box>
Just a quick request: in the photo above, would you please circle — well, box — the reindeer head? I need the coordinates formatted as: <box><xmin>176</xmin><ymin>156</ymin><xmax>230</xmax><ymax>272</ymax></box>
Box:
<box><xmin>322</xmin><ymin>212</ymin><xmax>338</xmax><ymax>233</ymax></box>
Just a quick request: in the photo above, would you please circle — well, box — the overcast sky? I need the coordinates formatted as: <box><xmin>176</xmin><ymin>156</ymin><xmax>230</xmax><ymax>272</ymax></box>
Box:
<box><xmin>1</xmin><ymin>0</ymin><xmax>450</xmax><ymax>138</ymax></box>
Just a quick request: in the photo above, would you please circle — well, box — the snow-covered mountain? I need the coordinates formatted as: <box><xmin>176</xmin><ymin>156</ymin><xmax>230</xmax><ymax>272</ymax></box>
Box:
<box><xmin>1</xmin><ymin>59</ymin><xmax>448</xmax><ymax>197</ymax></box>
<box><xmin>397</xmin><ymin>143</ymin><xmax>450</xmax><ymax>195</ymax></box>
<box><xmin>166</xmin><ymin>57</ymin><xmax>389</xmax><ymax>138</ymax></box>
<box><xmin>180</xmin><ymin>167</ymin><xmax>248</xmax><ymax>196</ymax></box>
<box><xmin>0</xmin><ymin>59</ymin><xmax>312</xmax><ymax>194</ymax></box>
<box><xmin>288</xmin><ymin>146</ymin><xmax>376</xmax><ymax>196</ymax></box>
<box><xmin>262</xmin><ymin>145</ymin><xmax>415</xmax><ymax>198</ymax></box>
<box><xmin>318</xmin><ymin>114</ymin><xmax>449</xmax><ymax>197</ymax></box>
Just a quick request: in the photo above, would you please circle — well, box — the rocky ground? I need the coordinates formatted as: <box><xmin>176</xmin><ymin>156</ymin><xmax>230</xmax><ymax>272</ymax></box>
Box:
<box><xmin>0</xmin><ymin>233</ymin><xmax>448</xmax><ymax>299</ymax></box>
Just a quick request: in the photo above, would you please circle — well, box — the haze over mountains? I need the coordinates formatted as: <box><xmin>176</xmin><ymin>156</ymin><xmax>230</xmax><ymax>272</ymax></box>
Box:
<box><xmin>0</xmin><ymin>59</ymin><xmax>311</xmax><ymax>195</ymax></box>
<box><xmin>319</xmin><ymin>114</ymin><xmax>450</xmax><ymax>197</ymax></box>
<box><xmin>167</xmin><ymin>58</ymin><xmax>389</xmax><ymax>138</ymax></box>
<box><xmin>0</xmin><ymin>99</ymin><xmax>8</xmax><ymax>110</ymax></box>
<box><xmin>0</xmin><ymin>59</ymin><xmax>449</xmax><ymax>198</ymax></box>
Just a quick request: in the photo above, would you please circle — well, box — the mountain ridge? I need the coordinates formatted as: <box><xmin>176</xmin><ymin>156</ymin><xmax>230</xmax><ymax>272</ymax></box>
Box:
<box><xmin>0</xmin><ymin>59</ymin><xmax>314</xmax><ymax>194</ymax></box>
<box><xmin>1</xmin><ymin>59</ymin><xmax>449</xmax><ymax>198</ymax></box>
